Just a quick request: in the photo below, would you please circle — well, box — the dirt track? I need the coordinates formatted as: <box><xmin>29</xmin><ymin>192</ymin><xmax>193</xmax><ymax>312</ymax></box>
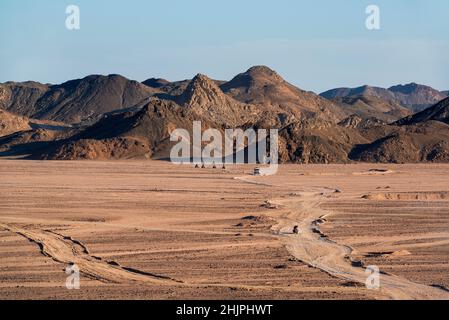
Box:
<box><xmin>267</xmin><ymin>188</ymin><xmax>449</xmax><ymax>300</ymax></box>
<box><xmin>0</xmin><ymin>223</ymin><xmax>182</xmax><ymax>285</ymax></box>
<box><xmin>1</xmin><ymin>160</ymin><xmax>448</xmax><ymax>299</ymax></box>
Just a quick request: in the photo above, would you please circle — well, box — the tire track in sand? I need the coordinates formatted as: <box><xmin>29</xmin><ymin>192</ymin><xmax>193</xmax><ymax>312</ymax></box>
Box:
<box><xmin>0</xmin><ymin>223</ymin><xmax>182</xmax><ymax>285</ymax></box>
<box><xmin>236</xmin><ymin>176</ymin><xmax>449</xmax><ymax>300</ymax></box>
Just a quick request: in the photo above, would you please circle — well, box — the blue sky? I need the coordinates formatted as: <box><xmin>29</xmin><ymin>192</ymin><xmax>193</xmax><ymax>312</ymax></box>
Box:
<box><xmin>1</xmin><ymin>0</ymin><xmax>448</xmax><ymax>93</ymax></box>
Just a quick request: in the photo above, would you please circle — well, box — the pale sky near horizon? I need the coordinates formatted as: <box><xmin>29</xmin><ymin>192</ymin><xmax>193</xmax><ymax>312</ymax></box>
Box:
<box><xmin>0</xmin><ymin>0</ymin><xmax>448</xmax><ymax>93</ymax></box>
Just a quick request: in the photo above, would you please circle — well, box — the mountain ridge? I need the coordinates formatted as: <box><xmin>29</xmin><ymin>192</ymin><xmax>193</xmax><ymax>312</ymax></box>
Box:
<box><xmin>221</xmin><ymin>66</ymin><xmax>347</xmax><ymax>122</ymax></box>
<box><xmin>2</xmin><ymin>66</ymin><xmax>449</xmax><ymax>163</ymax></box>
<box><xmin>321</xmin><ymin>83</ymin><xmax>447</xmax><ymax>112</ymax></box>
<box><xmin>395</xmin><ymin>97</ymin><xmax>449</xmax><ymax>126</ymax></box>
<box><xmin>1</xmin><ymin>75</ymin><xmax>158</xmax><ymax>124</ymax></box>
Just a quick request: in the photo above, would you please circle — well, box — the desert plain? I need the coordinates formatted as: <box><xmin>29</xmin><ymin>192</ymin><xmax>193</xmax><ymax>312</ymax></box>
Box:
<box><xmin>0</xmin><ymin>160</ymin><xmax>448</xmax><ymax>300</ymax></box>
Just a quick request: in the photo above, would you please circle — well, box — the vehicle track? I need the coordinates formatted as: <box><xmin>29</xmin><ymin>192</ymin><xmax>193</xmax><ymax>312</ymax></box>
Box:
<box><xmin>237</xmin><ymin>175</ymin><xmax>449</xmax><ymax>300</ymax></box>
<box><xmin>0</xmin><ymin>223</ymin><xmax>182</xmax><ymax>285</ymax></box>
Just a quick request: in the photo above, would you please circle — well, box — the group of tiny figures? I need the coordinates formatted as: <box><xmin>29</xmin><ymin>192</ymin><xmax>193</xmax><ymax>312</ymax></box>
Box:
<box><xmin>195</xmin><ymin>162</ymin><xmax>226</xmax><ymax>169</ymax></box>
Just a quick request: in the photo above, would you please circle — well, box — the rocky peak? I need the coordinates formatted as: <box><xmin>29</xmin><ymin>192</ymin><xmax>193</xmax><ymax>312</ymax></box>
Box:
<box><xmin>245</xmin><ymin>66</ymin><xmax>283</xmax><ymax>81</ymax></box>
<box><xmin>389</xmin><ymin>82</ymin><xmax>427</xmax><ymax>94</ymax></box>
<box><xmin>177</xmin><ymin>74</ymin><xmax>228</xmax><ymax>107</ymax></box>
<box><xmin>221</xmin><ymin>66</ymin><xmax>284</xmax><ymax>93</ymax></box>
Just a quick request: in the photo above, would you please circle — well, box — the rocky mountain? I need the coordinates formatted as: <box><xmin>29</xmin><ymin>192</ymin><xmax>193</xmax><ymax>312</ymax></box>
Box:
<box><xmin>348</xmin><ymin>98</ymin><xmax>449</xmax><ymax>163</ymax></box>
<box><xmin>350</xmin><ymin>121</ymin><xmax>449</xmax><ymax>163</ymax></box>
<box><xmin>396</xmin><ymin>97</ymin><xmax>449</xmax><ymax>126</ymax></box>
<box><xmin>334</xmin><ymin>95</ymin><xmax>411</xmax><ymax>123</ymax></box>
<box><xmin>278</xmin><ymin>117</ymin><xmax>368</xmax><ymax>164</ymax></box>
<box><xmin>321</xmin><ymin>85</ymin><xmax>393</xmax><ymax>101</ymax></box>
<box><xmin>154</xmin><ymin>80</ymin><xmax>191</xmax><ymax>96</ymax></box>
<box><xmin>33</xmin><ymin>74</ymin><xmax>157</xmax><ymax>124</ymax></box>
<box><xmin>173</xmin><ymin>74</ymin><xmax>260</xmax><ymax>127</ymax></box>
<box><xmin>389</xmin><ymin>83</ymin><xmax>448</xmax><ymax>111</ymax></box>
<box><xmin>0</xmin><ymin>127</ymin><xmax>71</xmax><ymax>158</ymax></box>
<box><xmin>3</xmin><ymin>66</ymin><xmax>449</xmax><ymax>163</ymax></box>
<box><xmin>0</xmin><ymin>108</ymin><xmax>70</xmax><ymax>139</ymax></box>
<box><xmin>0</xmin><ymin>81</ymin><xmax>50</xmax><ymax>116</ymax></box>
<box><xmin>0</xmin><ymin>75</ymin><xmax>157</xmax><ymax>124</ymax></box>
<box><xmin>321</xmin><ymin>83</ymin><xmax>447</xmax><ymax>112</ymax></box>
<box><xmin>142</xmin><ymin>78</ymin><xmax>171</xmax><ymax>88</ymax></box>
<box><xmin>143</xmin><ymin>78</ymin><xmax>225</xmax><ymax>97</ymax></box>
<box><xmin>38</xmin><ymin>97</ymin><xmax>216</xmax><ymax>160</ymax></box>
<box><xmin>0</xmin><ymin>109</ymin><xmax>32</xmax><ymax>137</ymax></box>
<box><xmin>221</xmin><ymin>66</ymin><xmax>347</xmax><ymax>122</ymax></box>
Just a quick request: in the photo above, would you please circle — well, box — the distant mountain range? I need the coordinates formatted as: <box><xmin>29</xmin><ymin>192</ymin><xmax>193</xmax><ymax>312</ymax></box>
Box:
<box><xmin>1</xmin><ymin>66</ymin><xmax>449</xmax><ymax>163</ymax></box>
<box><xmin>321</xmin><ymin>83</ymin><xmax>448</xmax><ymax>112</ymax></box>
<box><xmin>349</xmin><ymin>98</ymin><xmax>449</xmax><ymax>163</ymax></box>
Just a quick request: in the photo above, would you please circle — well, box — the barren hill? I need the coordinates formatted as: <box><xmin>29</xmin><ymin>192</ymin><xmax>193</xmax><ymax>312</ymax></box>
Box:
<box><xmin>32</xmin><ymin>74</ymin><xmax>157</xmax><ymax>124</ymax></box>
<box><xmin>348</xmin><ymin>99</ymin><xmax>449</xmax><ymax>163</ymax></box>
<box><xmin>395</xmin><ymin>97</ymin><xmax>449</xmax><ymax>126</ymax></box>
<box><xmin>0</xmin><ymin>81</ymin><xmax>49</xmax><ymax>116</ymax></box>
<box><xmin>350</xmin><ymin>121</ymin><xmax>449</xmax><ymax>163</ymax></box>
<box><xmin>3</xmin><ymin>68</ymin><xmax>449</xmax><ymax>164</ymax></box>
<box><xmin>278</xmin><ymin>117</ymin><xmax>368</xmax><ymax>164</ymax></box>
<box><xmin>0</xmin><ymin>109</ymin><xmax>32</xmax><ymax>137</ymax></box>
<box><xmin>40</xmin><ymin>98</ymin><xmax>206</xmax><ymax>160</ymax></box>
<box><xmin>321</xmin><ymin>83</ymin><xmax>447</xmax><ymax>112</ymax></box>
<box><xmin>142</xmin><ymin>78</ymin><xmax>171</xmax><ymax>88</ymax></box>
<box><xmin>221</xmin><ymin>66</ymin><xmax>347</xmax><ymax>122</ymax></box>
<box><xmin>388</xmin><ymin>83</ymin><xmax>447</xmax><ymax>111</ymax></box>
<box><xmin>321</xmin><ymin>85</ymin><xmax>394</xmax><ymax>101</ymax></box>
<box><xmin>143</xmin><ymin>78</ymin><xmax>225</xmax><ymax>97</ymax></box>
<box><xmin>174</xmin><ymin>74</ymin><xmax>260</xmax><ymax>127</ymax></box>
<box><xmin>333</xmin><ymin>94</ymin><xmax>411</xmax><ymax>123</ymax></box>
<box><xmin>1</xmin><ymin>75</ymin><xmax>157</xmax><ymax>124</ymax></box>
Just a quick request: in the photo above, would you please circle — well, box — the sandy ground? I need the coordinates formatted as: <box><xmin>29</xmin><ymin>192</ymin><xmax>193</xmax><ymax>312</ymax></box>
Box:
<box><xmin>0</xmin><ymin>160</ymin><xmax>448</xmax><ymax>300</ymax></box>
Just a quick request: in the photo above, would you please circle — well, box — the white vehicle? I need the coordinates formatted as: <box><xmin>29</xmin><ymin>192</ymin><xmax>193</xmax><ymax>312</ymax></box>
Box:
<box><xmin>253</xmin><ymin>167</ymin><xmax>272</xmax><ymax>176</ymax></box>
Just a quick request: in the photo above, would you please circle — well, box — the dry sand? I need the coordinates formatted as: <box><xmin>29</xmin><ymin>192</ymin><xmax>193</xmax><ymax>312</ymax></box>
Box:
<box><xmin>0</xmin><ymin>160</ymin><xmax>448</xmax><ymax>300</ymax></box>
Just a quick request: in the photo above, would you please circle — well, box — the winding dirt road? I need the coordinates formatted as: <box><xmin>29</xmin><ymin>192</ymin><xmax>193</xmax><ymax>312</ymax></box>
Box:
<box><xmin>238</xmin><ymin>176</ymin><xmax>449</xmax><ymax>300</ymax></box>
<box><xmin>0</xmin><ymin>223</ymin><xmax>182</xmax><ymax>285</ymax></box>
